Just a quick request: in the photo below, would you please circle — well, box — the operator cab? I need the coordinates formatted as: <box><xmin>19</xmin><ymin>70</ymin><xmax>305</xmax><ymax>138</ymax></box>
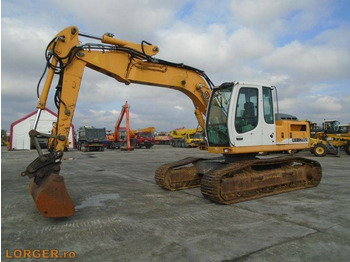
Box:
<box><xmin>206</xmin><ymin>82</ymin><xmax>276</xmax><ymax>148</ymax></box>
<box><xmin>323</xmin><ymin>120</ymin><xmax>340</xmax><ymax>134</ymax></box>
<box><xmin>339</xmin><ymin>124</ymin><xmax>350</xmax><ymax>134</ymax></box>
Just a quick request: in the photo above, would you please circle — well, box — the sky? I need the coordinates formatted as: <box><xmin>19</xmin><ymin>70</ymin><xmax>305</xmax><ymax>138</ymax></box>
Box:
<box><xmin>1</xmin><ymin>0</ymin><xmax>350</xmax><ymax>133</ymax></box>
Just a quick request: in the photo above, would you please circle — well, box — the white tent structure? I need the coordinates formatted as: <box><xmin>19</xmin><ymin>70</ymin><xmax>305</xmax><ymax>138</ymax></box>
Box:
<box><xmin>10</xmin><ymin>108</ymin><xmax>75</xmax><ymax>150</ymax></box>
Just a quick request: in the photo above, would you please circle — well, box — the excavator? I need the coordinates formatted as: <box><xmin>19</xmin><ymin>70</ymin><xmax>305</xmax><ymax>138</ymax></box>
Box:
<box><xmin>106</xmin><ymin>101</ymin><xmax>132</xmax><ymax>151</ymax></box>
<box><xmin>21</xmin><ymin>26</ymin><xmax>322</xmax><ymax>218</ymax></box>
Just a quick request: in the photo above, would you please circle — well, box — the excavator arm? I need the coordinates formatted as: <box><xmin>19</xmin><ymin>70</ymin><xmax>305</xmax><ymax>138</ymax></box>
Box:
<box><xmin>45</xmin><ymin>26</ymin><xmax>211</xmax><ymax>152</ymax></box>
<box><xmin>22</xmin><ymin>26</ymin><xmax>213</xmax><ymax>217</ymax></box>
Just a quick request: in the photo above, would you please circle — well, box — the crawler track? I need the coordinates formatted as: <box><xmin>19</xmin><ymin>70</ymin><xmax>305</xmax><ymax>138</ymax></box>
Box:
<box><xmin>200</xmin><ymin>157</ymin><xmax>322</xmax><ymax>204</ymax></box>
<box><xmin>155</xmin><ymin>157</ymin><xmax>204</xmax><ymax>191</ymax></box>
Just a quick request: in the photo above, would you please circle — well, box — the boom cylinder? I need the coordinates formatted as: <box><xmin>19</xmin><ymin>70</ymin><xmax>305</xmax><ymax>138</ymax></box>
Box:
<box><xmin>101</xmin><ymin>34</ymin><xmax>159</xmax><ymax>56</ymax></box>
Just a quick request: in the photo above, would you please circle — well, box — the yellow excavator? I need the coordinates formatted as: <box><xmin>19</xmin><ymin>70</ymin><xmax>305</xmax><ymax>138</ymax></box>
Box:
<box><xmin>21</xmin><ymin>26</ymin><xmax>322</xmax><ymax>218</ymax></box>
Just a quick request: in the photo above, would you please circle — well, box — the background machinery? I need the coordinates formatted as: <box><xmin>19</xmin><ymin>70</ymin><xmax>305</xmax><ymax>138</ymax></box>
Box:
<box><xmin>169</xmin><ymin>127</ymin><xmax>204</xmax><ymax>148</ymax></box>
<box><xmin>154</xmin><ymin>132</ymin><xmax>171</xmax><ymax>145</ymax></box>
<box><xmin>310</xmin><ymin>120</ymin><xmax>350</xmax><ymax>156</ymax></box>
<box><xmin>339</xmin><ymin>123</ymin><xmax>350</xmax><ymax>134</ymax></box>
<box><xmin>106</xmin><ymin>101</ymin><xmax>132</xmax><ymax>151</ymax></box>
<box><xmin>1</xmin><ymin>129</ymin><xmax>10</xmax><ymax>148</ymax></box>
<box><xmin>22</xmin><ymin>26</ymin><xmax>322</xmax><ymax>218</ymax></box>
<box><xmin>310</xmin><ymin>122</ymin><xmax>322</xmax><ymax>138</ymax></box>
<box><xmin>77</xmin><ymin>126</ymin><xmax>106</xmax><ymax>152</ymax></box>
<box><xmin>106</xmin><ymin>127</ymin><xmax>126</xmax><ymax>147</ymax></box>
<box><xmin>130</xmin><ymin>127</ymin><xmax>156</xmax><ymax>149</ymax></box>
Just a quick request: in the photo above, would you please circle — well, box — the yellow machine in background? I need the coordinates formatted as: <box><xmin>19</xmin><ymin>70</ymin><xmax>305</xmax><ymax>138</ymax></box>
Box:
<box><xmin>339</xmin><ymin>123</ymin><xmax>350</xmax><ymax>134</ymax></box>
<box><xmin>22</xmin><ymin>26</ymin><xmax>321</xmax><ymax>218</ymax></box>
<box><xmin>310</xmin><ymin>120</ymin><xmax>350</xmax><ymax>157</ymax></box>
<box><xmin>154</xmin><ymin>132</ymin><xmax>171</xmax><ymax>145</ymax></box>
<box><xmin>1</xmin><ymin>130</ymin><xmax>10</xmax><ymax>148</ymax></box>
<box><xmin>169</xmin><ymin>127</ymin><xmax>204</xmax><ymax>147</ymax></box>
<box><xmin>129</xmin><ymin>127</ymin><xmax>156</xmax><ymax>137</ymax></box>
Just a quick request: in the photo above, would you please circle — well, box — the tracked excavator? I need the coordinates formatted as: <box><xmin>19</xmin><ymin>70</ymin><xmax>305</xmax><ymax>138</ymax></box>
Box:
<box><xmin>106</xmin><ymin>101</ymin><xmax>132</xmax><ymax>151</ymax></box>
<box><xmin>21</xmin><ymin>26</ymin><xmax>322</xmax><ymax>218</ymax></box>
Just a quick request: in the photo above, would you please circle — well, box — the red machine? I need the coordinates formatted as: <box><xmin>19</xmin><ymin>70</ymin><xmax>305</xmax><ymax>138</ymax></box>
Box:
<box><xmin>130</xmin><ymin>127</ymin><xmax>156</xmax><ymax>149</ymax></box>
<box><xmin>107</xmin><ymin>101</ymin><xmax>132</xmax><ymax>151</ymax></box>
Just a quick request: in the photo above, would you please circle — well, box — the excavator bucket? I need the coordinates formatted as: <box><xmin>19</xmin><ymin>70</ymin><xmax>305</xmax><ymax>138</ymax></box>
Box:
<box><xmin>28</xmin><ymin>173</ymin><xmax>74</xmax><ymax>218</ymax></box>
<box><xmin>22</xmin><ymin>152</ymin><xmax>74</xmax><ymax>218</ymax></box>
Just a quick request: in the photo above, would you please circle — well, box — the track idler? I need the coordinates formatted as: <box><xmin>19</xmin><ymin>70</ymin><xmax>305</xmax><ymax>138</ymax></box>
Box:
<box><xmin>155</xmin><ymin>157</ymin><xmax>204</xmax><ymax>190</ymax></box>
<box><xmin>21</xmin><ymin>152</ymin><xmax>74</xmax><ymax>218</ymax></box>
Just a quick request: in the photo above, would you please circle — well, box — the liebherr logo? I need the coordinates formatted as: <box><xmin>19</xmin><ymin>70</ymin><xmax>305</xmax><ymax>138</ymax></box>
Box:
<box><xmin>292</xmin><ymin>138</ymin><xmax>308</xmax><ymax>143</ymax></box>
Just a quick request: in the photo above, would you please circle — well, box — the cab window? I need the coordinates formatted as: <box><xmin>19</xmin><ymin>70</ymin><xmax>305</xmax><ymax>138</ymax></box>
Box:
<box><xmin>263</xmin><ymin>87</ymin><xmax>274</xmax><ymax>124</ymax></box>
<box><xmin>235</xmin><ymin>88</ymin><xmax>258</xmax><ymax>134</ymax></box>
<box><xmin>206</xmin><ymin>86</ymin><xmax>233</xmax><ymax>146</ymax></box>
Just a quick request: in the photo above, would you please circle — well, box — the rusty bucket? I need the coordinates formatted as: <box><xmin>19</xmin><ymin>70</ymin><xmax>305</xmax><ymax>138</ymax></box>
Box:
<box><xmin>28</xmin><ymin>173</ymin><xmax>74</xmax><ymax>218</ymax></box>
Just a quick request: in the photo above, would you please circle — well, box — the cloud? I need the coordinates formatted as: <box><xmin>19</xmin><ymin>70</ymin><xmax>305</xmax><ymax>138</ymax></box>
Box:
<box><xmin>48</xmin><ymin>0</ymin><xmax>187</xmax><ymax>41</ymax></box>
<box><xmin>1</xmin><ymin>18</ymin><xmax>54</xmax><ymax>77</ymax></box>
<box><xmin>312</xmin><ymin>24</ymin><xmax>350</xmax><ymax>48</ymax></box>
<box><xmin>174</xmin><ymin>106</ymin><xmax>184</xmax><ymax>110</ymax></box>
<box><xmin>278</xmin><ymin>94</ymin><xmax>349</xmax><ymax>124</ymax></box>
<box><xmin>157</xmin><ymin>23</ymin><xmax>274</xmax><ymax>78</ymax></box>
<box><xmin>260</xmin><ymin>41</ymin><xmax>350</xmax><ymax>82</ymax></box>
<box><xmin>229</xmin><ymin>0</ymin><xmax>332</xmax><ymax>36</ymax></box>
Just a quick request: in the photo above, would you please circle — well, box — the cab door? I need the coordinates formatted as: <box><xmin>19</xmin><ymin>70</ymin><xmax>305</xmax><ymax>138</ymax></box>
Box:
<box><xmin>229</xmin><ymin>85</ymin><xmax>276</xmax><ymax>147</ymax></box>
<box><xmin>261</xmin><ymin>87</ymin><xmax>275</xmax><ymax>146</ymax></box>
<box><xmin>230</xmin><ymin>86</ymin><xmax>261</xmax><ymax>147</ymax></box>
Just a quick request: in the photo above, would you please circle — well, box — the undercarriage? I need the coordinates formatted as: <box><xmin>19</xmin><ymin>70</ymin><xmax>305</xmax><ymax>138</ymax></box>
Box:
<box><xmin>155</xmin><ymin>155</ymin><xmax>322</xmax><ymax>204</ymax></box>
